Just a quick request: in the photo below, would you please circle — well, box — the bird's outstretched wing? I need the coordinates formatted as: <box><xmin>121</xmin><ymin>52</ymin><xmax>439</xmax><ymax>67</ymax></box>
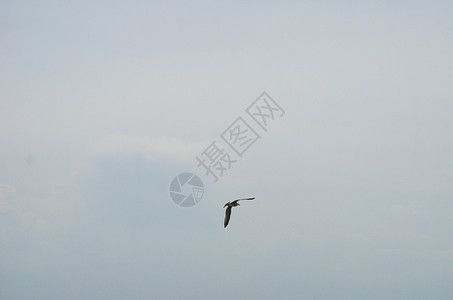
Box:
<box><xmin>231</xmin><ymin>197</ymin><xmax>255</xmax><ymax>204</ymax></box>
<box><xmin>224</xmin><ymin>206</ymin><xmax>232</xmax><ymax>228</ymax></box>
<box><xmin>235</xmin><ymin>197</ymin><xmax>255</xmax><ymax>201</ymax></box>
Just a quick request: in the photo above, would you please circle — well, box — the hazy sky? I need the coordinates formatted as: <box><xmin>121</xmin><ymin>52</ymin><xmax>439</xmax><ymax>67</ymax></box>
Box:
<box><xmin>1</xmin><ymin>1</ymin><xmax>452</xmax><ymax>299</ymax></box>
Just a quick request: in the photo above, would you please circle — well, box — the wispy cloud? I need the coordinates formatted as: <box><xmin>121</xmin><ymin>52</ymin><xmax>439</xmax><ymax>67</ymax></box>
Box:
<box><xmin>92</xmin><ymin>133</ymin><xmax>207</xmax><ymax>164</ymax></box>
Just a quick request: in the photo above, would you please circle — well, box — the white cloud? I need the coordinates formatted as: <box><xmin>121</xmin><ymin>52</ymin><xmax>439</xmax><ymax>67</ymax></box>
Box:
<box><xmin>91</xmin><ymin>134</ymin><xmax>207</xmax><ymax>164</ymax></box>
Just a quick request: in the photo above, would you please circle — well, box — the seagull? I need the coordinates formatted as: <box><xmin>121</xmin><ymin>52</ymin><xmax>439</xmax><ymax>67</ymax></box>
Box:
<box><xmin>223</xmin><ymin>197</ymin><xmax>255</xmax><ymax>228</ymax></box>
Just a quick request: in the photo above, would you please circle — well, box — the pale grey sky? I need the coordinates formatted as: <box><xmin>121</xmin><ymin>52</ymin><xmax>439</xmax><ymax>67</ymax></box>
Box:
<box><xmin>1</xmin><ymin>1</ymin><xmax>453</xmax><ymax>299</ymax></box>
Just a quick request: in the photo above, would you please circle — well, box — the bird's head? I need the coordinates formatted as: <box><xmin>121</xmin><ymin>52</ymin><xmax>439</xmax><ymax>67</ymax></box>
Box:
<box><xmin>223</xmin><ymin>202</ymin><xmax>230</xmax><ymax>208</ymax></box>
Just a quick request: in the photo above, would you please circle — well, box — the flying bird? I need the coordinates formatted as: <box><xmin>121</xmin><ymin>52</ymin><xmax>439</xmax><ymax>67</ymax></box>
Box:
<box><xmin>223</xmin><ymin>197</ymin><xmax>255</xmax><ymax>228</ymax></box>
